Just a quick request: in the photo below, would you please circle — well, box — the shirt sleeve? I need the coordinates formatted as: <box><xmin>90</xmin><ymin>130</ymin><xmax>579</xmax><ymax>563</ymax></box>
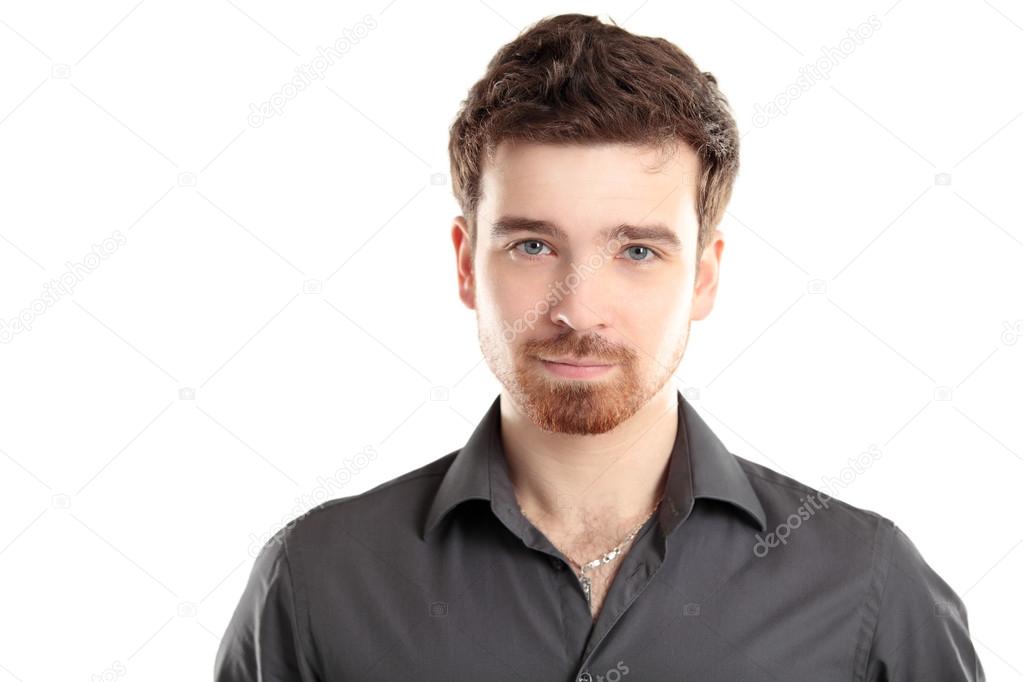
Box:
<box><xmin>863</xmin><ymin>522</ymin><xmax>985</xmax><ymax>681</ymax></box>
<box><xmin>214</xmin><ymin>526</ymin><xmax>320</xmax><ymax>682</ymax></box>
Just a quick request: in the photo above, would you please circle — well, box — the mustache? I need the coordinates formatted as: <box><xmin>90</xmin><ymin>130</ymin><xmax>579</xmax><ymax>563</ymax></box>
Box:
<box><xmin>525</xmin><ymin>332</ymin><xmax>631</xmax><ymax>362</ymax></box>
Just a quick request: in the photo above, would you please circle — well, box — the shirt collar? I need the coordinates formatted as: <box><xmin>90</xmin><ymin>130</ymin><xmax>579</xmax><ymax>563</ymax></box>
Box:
<box><xmin>422</xmin><ymin>389</ymin><xmax>767</xmax><ymax>541</ymax></box>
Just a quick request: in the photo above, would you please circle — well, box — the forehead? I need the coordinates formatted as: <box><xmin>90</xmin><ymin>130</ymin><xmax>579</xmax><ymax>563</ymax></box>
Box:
<box><xmin>478</xmin><ymin>140</ymin><xmax>701</xmax><ymax>235</ymax></box>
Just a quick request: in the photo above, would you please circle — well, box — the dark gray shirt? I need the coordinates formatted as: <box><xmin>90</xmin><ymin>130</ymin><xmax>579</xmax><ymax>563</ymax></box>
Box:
<box><xmin>214</xmin><ymin>390</ymin><xmax>983</xmax><ymax>681</ymax></box>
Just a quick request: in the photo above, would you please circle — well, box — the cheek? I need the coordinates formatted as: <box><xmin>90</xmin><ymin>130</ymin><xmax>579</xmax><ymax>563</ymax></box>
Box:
<box><xmin>633</xmin><ymin>277</ymin><xmax>689</xmax><ymax>322</ymax></box>
<box><xmin>474</xmin><ymin>276</ymin><xmax>541</xmax><ymax>346</ymax></box>
<box><xmin>480</xmin><ymin>278</ymin><xmax>524</xmax><ymax>316</ymax></box>
<box><xmin>481</xmin><ymin>261</ymin><xmax>549</xmax><ymax>315</ymax></box>
<box><xmin>629</xmin><ymin>293</ymin><xmax>691</xmax><ymax>356</ymax></box>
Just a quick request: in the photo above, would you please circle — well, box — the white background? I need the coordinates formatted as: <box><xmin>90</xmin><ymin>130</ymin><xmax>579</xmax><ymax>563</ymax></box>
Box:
<box><xmin>1</xmin><ymin>0</ymin><xmax>1020</xmax><ymax>679</ymax></box>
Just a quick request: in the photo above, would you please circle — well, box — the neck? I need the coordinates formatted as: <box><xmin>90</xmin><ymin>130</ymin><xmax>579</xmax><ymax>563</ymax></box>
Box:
<box><xmin>501</xmin><ymin>384</ymin><xmax>678</xmax><ymax>530</ymax></box>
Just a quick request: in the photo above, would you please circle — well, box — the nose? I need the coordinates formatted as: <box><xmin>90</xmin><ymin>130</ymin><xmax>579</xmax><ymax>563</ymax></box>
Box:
<box><xmin>548</xmin><ymin>266</ymin><xmax>612</xmax><ymax>333</ymax></box>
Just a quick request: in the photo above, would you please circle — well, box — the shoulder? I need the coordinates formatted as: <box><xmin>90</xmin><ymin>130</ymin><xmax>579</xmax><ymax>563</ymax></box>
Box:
<box><xmin>732</xmin><ymin>456</ymin><xmax>982</xmax><ymax>678</ymax></box>
<box><xmin>732</xmin><ymin>454</ymin><xmax>894</xmax><ymax>620</ymax></box>
<box><xmin>736</xmin><ymin>453</ymin><xmax>889</xmax><ymax>550</ymax></box>
<box><xmin>262</xmin><ymin>448</ymin><xmax>459</xmax><ymax>552</ymax></box>
<box><xmin>861</xmin><ymin>522</ymin><xmax>983</xmax><ymax>678</ymax></box>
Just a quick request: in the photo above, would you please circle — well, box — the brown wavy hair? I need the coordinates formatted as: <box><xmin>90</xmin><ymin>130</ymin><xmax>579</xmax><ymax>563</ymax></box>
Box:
<box><xmin>448</xmin><ymin>13</ymin><xmax>740</xmax><ymax>260</ymax></box>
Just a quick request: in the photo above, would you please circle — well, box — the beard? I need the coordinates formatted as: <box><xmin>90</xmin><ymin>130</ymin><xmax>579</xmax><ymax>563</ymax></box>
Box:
<box><xmin>479</xmin><ymin>316</ymin><xmax>690</xmax><ymax>436</ymax></box>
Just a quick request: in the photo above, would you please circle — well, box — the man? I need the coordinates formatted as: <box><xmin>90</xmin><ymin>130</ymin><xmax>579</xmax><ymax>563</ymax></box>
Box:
<box><xmin>215</xmin><ymin>13</ymin><xmax>983</xmax><ymax>681</ymax></box>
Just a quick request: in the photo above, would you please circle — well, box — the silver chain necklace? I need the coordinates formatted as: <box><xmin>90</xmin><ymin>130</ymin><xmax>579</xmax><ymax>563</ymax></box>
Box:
<box><xmin>518</xmin><ymin>492</ymin><xmax>665</xmax><ymax>609</ymax></box>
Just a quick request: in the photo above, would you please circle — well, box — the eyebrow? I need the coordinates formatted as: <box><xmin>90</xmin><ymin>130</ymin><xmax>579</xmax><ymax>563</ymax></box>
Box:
<box><xmin>490</xmin><ymin>216</ymin><xmax>683</xmax><ymax>251</ymax></box>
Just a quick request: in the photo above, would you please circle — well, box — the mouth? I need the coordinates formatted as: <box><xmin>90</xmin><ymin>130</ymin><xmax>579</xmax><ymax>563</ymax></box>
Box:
<box><xmin>538</xmin><ymin>357</ymin><xmax>613</xmax><ymax>367</ymax></box>
<box><xmin>535</xmin><ymin>356</ymin><xmax>617</xmax><ymax>379</ymax></box>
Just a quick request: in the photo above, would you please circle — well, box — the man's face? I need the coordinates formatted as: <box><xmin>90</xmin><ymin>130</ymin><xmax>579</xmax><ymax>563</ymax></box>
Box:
<box><xmin>452</xmin><ymin>140</ymin><xmax>724</xmax><ymax>435</ymax></box>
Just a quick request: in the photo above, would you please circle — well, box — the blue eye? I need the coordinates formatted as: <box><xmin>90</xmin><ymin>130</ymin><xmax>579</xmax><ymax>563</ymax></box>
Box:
<box><xmin>513</xmin><ymin>240</ymin><xmax>552</xmax><ymax>257</ymax></box>
<box><xmin>509</xmin><ymin>240</ymin><xmax>660</xmax><ymax>264</ymax></box>
<box><xmin>625</xmin><ymin>245</ymin><xmax>655</xmax><ymax>262</ymax></box>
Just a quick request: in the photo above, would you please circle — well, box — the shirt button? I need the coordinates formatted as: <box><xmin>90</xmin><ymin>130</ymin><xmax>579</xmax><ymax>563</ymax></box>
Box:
<box><xmin>577</xmin><ymin>673</ymin><xmax>592</xmax><ymax>682</ymax></box>
<box><xmin>550</xmin><ymin>557</ymin><xmax>563</xmax><ymax>571</ymax></box>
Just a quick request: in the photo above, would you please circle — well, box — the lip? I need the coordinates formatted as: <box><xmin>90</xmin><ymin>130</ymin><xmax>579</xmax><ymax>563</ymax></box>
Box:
<box><xmin>539</xmin><ymin>357</ymin><xmax>612</xmax><ymax>367</ymax></box>
<box><xmin>538</xmin><ymin>357</ymin><xmax>616</xmax><ymax>379</ymax></box>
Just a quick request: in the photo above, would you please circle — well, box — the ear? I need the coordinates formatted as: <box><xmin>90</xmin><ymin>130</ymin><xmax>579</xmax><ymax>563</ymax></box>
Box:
<box><xmin>452</xmin><ymin>216</ymin><xmax>476</xmax><ymax>310</ymax></box>
<box><xmin>690</xmin><ymin>229</ymin><xmax>724</xmax><ymax>321</ymax></box>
